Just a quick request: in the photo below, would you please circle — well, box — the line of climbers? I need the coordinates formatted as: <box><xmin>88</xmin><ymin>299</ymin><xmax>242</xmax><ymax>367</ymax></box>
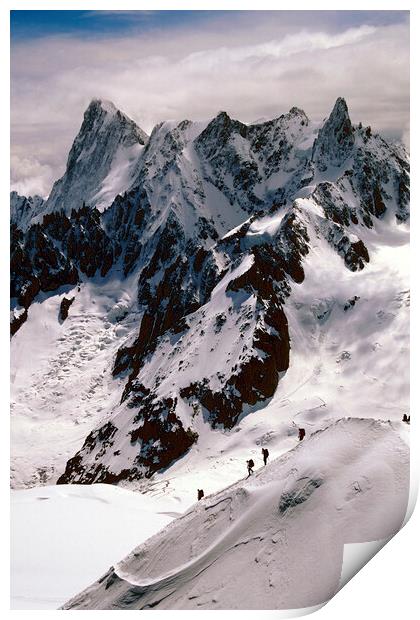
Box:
<box><xmin>198</xmin><ymin>427</ymin><xmax>307</xmax><ymax>500</ymax></box>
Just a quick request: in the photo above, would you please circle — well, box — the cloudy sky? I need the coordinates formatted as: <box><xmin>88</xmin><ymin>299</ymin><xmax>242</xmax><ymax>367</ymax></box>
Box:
<box><xmin>11</xmin><ymin>10</ymin><xmax>409</xmax><ymax>198</ymax></box>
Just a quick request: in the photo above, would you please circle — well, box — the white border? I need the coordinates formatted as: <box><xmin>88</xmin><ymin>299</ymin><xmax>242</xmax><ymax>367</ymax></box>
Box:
<box><xmin>2</xmin><ymin>2</ymin><xmax>417</xmax><ymax>618</ymax></box>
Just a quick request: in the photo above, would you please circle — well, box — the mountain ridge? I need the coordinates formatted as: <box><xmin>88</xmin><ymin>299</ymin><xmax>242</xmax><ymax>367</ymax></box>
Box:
<box><xmin>36</xmin><ymin>99</ymin><xmax>149</xmax><ymax>221</ymax></box>
<box><xmin>10</xmin><ymin>96</ymin><xmax>410</xmax><ymax>489</ymax></box>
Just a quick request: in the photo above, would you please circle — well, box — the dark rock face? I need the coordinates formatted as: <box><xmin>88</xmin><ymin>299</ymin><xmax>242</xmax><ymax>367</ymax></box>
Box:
<box><xmin>354</xmin><ymin>161</ymin><xmax>388</xmax><ymax>222</ymax></box>
<box><xmin>10</xmin><ymin>208</ymin><xmax>113</xmax><ymax>312</ymax></box>
<box><xmin>57</xmin><ymin>421</ymin><xmax>120</xmax><ymax>484</ymax></box>
<box><xmin>321</xmin><ymin>220</ymin><xmax>370</xmax><ymax>271</ymax></box>
<box><xmin>59</xmin><ymin>297</ymin><xmax>75</xmax><ymax>322</ymax></box>
<box><xmin>180</xmin><ymin>302</ymin><xmax>290</xmax><ymax>429</ymax></box>
<box><xmin>57</xmin><ymin>388</ymin><xmax>198</xmax><ymax>484</ymax></box>
<box><xmin>10</xmin><ymin>221</ymin><xmax>78</xmax><ymax>310</ymax></box>
<box><xmin>10</xmin><ymin>308</ymin><xmax>28</xmax><ymax>336</ymax></box>
<box><xmin>314</xmin><ymin>182</ymin><xmax>359</xmax><ymax>227</ymax></box>
<box><xmin>10</xmin><ymin>191</ymin><xmax>152</xmax><ymax>322</ymax></box>
<box><xmin>10</xmin><ymin>191</ymin><xmax>45</xmax><ymax>231</ymax></box>
<box><xmin>396</xmin><ymin>165</ymin><xmax>410</xmax><ymax>222</ymax></box>
<box><xmin>102</xmin><ymin>187</ymin><xmax>151</xmax><ymax>276</ymax></box>
<box><xmin>344</xmin><ymin>296</ymin><xmax>360</xmax><ymax>312</ymax></box>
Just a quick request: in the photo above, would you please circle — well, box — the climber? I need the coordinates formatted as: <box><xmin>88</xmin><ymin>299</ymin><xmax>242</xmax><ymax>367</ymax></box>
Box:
<box><xmin>197</xmin><ymin>489</ymin><xmax>204</xmax><ymax>501</ymax></box>
<box><xmin>298</xmin><ymin>428</ymin><xmax>306</xmax><ymax>441</ymax></box>
<box><xmin>246</xmin><ymin>459</ymin><xmax>254</xmax><ymax>477</ymax></box>
<box><xmin>262</xmin><ymin>447</ymin><xmax>269</xmax><ymax>466</ymax></box>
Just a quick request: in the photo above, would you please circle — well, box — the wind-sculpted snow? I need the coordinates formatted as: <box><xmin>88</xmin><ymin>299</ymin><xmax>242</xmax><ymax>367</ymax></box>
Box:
<box><xmin>10</xmin><ymin>97</ymin><xmax>410</xmax><ymax>488</ymax></box>
<box><xmin>62</xmin><ymin>419</ymin><xmax>409</xmax><ymax>610</ymax></box>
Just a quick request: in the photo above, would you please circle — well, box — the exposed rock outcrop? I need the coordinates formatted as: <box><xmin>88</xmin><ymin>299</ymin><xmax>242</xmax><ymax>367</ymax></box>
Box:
<box><xmin>312</xmin><ymin>97</ymin><xmax>355</xmax><ymax>171</ymax></box>
<box><xmin>59</xmin><ymin>296</ymin><xmax>75</xmax><ymax>322</ymax></box>
<box><xmin>57</xmin><ymin>390</ymin><xmax>198</xmax><ymax>484</ymax></box>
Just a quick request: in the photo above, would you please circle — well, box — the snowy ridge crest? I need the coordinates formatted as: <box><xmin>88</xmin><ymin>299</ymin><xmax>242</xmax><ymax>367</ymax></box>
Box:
<box><xmin>62</xmin><ymin>418</ymin><xmax>409</xmax><ymax>610</ymax></box>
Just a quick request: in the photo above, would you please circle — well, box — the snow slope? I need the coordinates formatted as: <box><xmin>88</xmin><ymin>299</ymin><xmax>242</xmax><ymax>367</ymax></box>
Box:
<box><xmin>10</xmin><ymin>274</ymin><xmax>140</xmax><ymax>487</ymax></box>
<box><xmin>62</xmin><ymin>418</ymin><xmax>409</xmax><ymax>610</ymax></box>
<box><xmin>10</xmin><ymin>191</ymin><xmax>45</xmax><ymax>231</ymax></box>
<box><xmin>11</xmin><ymin>484</ymin><xmax>185</xmax><ymax>610</ymax></box>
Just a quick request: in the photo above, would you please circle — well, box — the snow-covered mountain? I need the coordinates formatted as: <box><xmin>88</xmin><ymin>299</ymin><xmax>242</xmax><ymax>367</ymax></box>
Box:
<box><xmin>62</xmin><ymin>418</ymin><xmax>409</xmax><ymax>610</ymax></box>
<box><xmin>40</xmin><ymin>99</ymin><xmax>148</xmax><ymax>219</ymax></box>
<box><xmin>10</xmin><ymin>191</ymin><xmax>45</xmax><ymax>231</ymax></box>
<box><xmin>10</xmin><ymin>97</ymin><xmax>409</xmax><ymax>492</ymax></box>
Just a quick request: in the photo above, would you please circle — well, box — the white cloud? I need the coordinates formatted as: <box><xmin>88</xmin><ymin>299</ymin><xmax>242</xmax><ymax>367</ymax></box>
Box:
<box><xmin>11</xmin><ymin>16</ymin><xmax>409</xmax><ymax>197</ymax></box>
<box><xmin>11</xmin><ymin>154</ymin><xmax>55</xmax><ymax>198</ymax></box>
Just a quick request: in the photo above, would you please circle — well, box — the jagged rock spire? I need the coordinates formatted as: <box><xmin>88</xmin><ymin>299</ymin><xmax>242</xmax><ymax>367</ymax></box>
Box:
<box><xmin>312</xmin><ymin>97</ymin><xmax>355</xmax><ymax>171</ymax></box>
<box><xmin>43</xmin><ymin>99</ymin><xmax>148</xmax><ymax>216</ymax></box>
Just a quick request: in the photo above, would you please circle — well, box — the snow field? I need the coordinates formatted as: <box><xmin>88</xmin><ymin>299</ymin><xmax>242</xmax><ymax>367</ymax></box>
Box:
<box><xmin>11</xmin><ymin>484</ymin><xmax>185</xmax><ymax>609</ymax></box>
<box><xmin>62</xmin><ymin>418</ymin><xmax>409</xmax><ymax>610</ymax></box>
<box><xmin>10</xmin><ymin>274</ymin><xmax>140</xmax><ymax>487</ymax></box>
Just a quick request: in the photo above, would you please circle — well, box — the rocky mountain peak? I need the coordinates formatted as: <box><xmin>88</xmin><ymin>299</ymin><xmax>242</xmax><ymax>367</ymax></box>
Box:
<box><xmin>329</xmin><ymin>96</ymin><xmax>350</xmax><ymax>120</ymax></box>
<box><xmin>70</xmin><ymin>99</ymin><xmax>148</xmax><ymax>165</ymax></box>
<box><xmin>40</xmin><ymin>99</ymin><xmax>149</xmax><ymax>217</ymax></box>
<box><xmin>215</xmin><ymin>110</ymin><xmax>231</xmax><ymax>122</ymax></box>
<box><xmin>85</xmin><ymin>98</ymin><xmax>118</xmax><ymax>117</ymax></box>
<box><xmin>196</xmin><ymin>111</ymin><xmax>248</xmax><ymax>152</ymax></box>
<box><xmin>325</xmin><ymin>97</ymin><xmax>353</xmax><ymax>141</ymax></box>
<box><xmin>312</xmin><ymin>97</ymin><xmax>355</xmax><ymax>171</ymax></box>
<box><xmin>10</xmin><ymin>191</ymin><xmax>46</xmax><ymax>231</ymax></box>
<box><xmin>287</xmin><ymin>106</ymin><xmax>309</xmax><ymax>123</ymax></box>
